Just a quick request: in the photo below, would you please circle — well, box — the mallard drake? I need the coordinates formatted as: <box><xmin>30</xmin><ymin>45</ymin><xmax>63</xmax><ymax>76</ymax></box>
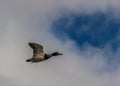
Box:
<box><xmin>26</xmin><ymin>42</ymin><xmax>63</xmax><ymax>63</ymax></box>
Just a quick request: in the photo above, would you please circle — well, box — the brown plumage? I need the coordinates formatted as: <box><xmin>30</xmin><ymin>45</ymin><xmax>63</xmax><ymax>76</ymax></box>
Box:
<box><xmin>26</xmin><ymin>42</ymin><xmax>63</xmax><ymax>63</ymax></box>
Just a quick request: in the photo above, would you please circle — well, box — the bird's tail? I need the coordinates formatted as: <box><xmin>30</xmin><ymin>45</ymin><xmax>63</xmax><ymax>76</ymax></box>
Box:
<box><xmin>26</xmin><ymin>59</ymin><xmax>31</xmax><ymax>62</ymax></box>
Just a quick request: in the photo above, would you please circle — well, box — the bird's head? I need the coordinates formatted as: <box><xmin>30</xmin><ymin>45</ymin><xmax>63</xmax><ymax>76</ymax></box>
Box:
<box><xmin>51</xmin><ymin>52</ymin><xmax>63</xmax><ymax>56</ymax></box>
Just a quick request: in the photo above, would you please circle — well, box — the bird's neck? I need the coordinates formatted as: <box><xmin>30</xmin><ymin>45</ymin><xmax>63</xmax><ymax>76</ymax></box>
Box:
<box><xmin>44</xmin><ymin>54</ymin><xmax>52</xmax><ymax>59</ymax></box>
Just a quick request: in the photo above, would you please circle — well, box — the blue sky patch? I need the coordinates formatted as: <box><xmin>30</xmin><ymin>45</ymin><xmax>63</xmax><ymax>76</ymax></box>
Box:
<box><xmin>52</xmin><ymin>12</ymin><xmax>120</xmax><ymax>51</ymax></box>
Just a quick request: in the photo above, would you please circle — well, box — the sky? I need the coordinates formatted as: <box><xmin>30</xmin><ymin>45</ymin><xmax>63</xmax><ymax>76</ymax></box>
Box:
<box><xmin>0</xmin><ymin>0</ymin><xmax>120</xmax><ymax>86</ymax></box>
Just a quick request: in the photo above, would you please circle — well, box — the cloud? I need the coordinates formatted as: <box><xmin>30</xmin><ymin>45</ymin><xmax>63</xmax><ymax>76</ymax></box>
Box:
<box><xmin>0</xmin><ymin>0</ymin><xmax>120</xmax><ymax>86</ymax></box>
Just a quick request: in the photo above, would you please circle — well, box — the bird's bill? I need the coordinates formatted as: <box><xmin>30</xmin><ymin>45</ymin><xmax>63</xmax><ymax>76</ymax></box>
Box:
<box><xmin>59</xmin><ymin>53</ymin><xmax>63</xmax><ymax>55</ymax></box>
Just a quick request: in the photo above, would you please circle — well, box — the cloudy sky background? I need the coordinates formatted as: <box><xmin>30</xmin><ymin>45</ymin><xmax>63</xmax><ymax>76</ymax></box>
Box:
<box><xmin>0</xmin><ymin>0</ymin><xmax>120</xmax><ymax>86</ymax></box>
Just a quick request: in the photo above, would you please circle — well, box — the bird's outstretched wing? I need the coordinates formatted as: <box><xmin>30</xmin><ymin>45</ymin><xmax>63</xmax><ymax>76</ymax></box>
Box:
<box><xmin>28</xmin><ymin>42</ymin><xmax>44</xmax><ymax>54</ymax></box>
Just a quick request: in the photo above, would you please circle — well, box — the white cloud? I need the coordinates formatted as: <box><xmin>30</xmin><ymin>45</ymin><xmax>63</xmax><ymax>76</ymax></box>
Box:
<box><xmin>0</xmin><ymin>0</ymin><xmax>120</xmax><ymax>86</ymax></box>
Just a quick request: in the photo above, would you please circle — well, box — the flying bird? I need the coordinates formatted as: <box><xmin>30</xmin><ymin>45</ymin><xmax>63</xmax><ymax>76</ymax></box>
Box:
<box><xmin>26</xmin><ymin>42</ymin><xmax>63</xmax><ymax>63</ymax></box>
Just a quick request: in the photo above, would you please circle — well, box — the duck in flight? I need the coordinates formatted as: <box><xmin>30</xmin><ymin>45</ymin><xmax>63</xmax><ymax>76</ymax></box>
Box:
<box><xmin>26</xmin><ymin>42</ymin><xmax>63</xmax><ymax>63</ymax></box>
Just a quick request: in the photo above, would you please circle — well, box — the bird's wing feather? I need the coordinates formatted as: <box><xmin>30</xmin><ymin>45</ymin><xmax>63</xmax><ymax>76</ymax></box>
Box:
<box><xmin>29</xmin><ymin>42</ymin><xmax>44</xmax><ymax>54</ymax></box>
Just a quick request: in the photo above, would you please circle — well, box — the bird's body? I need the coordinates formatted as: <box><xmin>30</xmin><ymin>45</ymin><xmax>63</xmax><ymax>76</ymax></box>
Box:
<box><xmin>26</xmin><ymin>42</ymin><xmax>63</xmax><ymax>63</ymax></box>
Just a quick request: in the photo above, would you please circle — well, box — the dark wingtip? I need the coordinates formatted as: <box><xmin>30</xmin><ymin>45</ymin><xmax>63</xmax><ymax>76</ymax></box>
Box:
<box><xmin>28</xmin><ymin>42</ymin><xmax>32</xmax><ymax>45</ymax></box>
<box><xmin>28</xmin><ymin>42</ymin><xmax>34</xmax><ymax>48</ymax></box>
